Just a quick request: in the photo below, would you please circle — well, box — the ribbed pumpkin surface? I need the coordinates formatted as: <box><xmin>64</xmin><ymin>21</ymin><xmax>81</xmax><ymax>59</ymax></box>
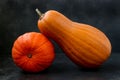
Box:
<box><xmin>12</xmin><ymin>32</ymin><xmax>55</xmax><ymax>72</ymax></box>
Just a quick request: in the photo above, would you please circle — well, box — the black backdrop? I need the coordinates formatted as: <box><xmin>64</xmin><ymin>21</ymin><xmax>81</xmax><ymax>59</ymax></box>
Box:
<box><xmin>0</xmin><ymin>0</ymin><xmax>120</xmax><ymax>54</ymax></box>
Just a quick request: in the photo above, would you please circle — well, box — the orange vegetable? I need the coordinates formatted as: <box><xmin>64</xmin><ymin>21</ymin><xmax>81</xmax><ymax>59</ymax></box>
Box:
<box><xmin>12</xmin><ymin>32</ymin><xmax>55</xmax><ymax>72</ymax></box>
<box><xmin>36</xmin><ymin>9</ymin><xmax>111</xmax><ymax>68</ymax></box>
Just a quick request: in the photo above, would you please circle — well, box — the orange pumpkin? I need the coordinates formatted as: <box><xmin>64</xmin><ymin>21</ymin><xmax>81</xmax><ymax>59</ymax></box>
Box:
<box><xmin>36</xmin><ymin>9</ymin><xmax>111</xmax><ymax>68</ymax></box>
<box><xmin>12</xmin><ymin>32</ymin><xmax>55</xmax><ymax>72</ymax></box>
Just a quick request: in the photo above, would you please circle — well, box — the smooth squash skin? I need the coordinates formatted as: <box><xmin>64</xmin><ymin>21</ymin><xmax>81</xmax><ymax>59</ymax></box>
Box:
<box><xmin>36</xmin><ymin>9</ymin><xmax>112</xmax><ymax>68</ymax></box>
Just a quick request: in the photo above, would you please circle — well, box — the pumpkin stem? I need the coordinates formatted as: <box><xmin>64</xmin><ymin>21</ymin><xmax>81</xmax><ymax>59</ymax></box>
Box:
<box><xmin>27</xmin><ymin>54</ymin><xmax>32</xmax><ymax>58</ymax></box>
<box><xmin>36</xmin><ymin>8</ymin><xmax>44</xmax><ymax>20</ymax></box>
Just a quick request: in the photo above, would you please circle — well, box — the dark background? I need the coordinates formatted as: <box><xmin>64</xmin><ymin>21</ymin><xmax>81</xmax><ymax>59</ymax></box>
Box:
<box><xmin>0</xmin><ymin>0</ymin><xmax>120</xmax><ymax>80</ymax></box>
<box><xmin>0</xmin><ymin>0</ymin><xmax>120</xmax><ymax>55</ymax></box>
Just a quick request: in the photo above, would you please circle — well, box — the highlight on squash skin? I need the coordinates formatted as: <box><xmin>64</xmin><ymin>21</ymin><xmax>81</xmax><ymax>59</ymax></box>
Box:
<box><xmin>12</xmin><ymin>32</ymin><xmax>55</xmax><ymax>72</ymax></box>
<box><xmin>36</xmin><ymin>9</ymin><xmax>112</xmax><ymax>69</ymax></box>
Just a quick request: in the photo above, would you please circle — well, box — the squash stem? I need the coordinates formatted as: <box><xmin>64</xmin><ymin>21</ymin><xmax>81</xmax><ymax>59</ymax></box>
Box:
<box><xmin>35</xmin><ymin>8</ymin><xmax>43</xmax><ymax>17</ymax></box>
<box><xmin>36</xmin><ymin>8</ymin><xmax>44</xmax><ymax>19</ymax></box>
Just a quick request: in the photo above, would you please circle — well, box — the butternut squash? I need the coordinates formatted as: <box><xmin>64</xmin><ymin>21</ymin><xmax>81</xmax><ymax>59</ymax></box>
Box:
<box><xmin>36</xmin><ymin>9</ymin><xmax>111</xmax><ymax>68</ymax></box>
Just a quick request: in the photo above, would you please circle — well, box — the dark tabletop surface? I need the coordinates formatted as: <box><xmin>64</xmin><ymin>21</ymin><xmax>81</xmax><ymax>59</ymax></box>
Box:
<box><xmin>0</xmin><ymin>53</ymin><xmax>120</xmax><ymax>80</ymax></box>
